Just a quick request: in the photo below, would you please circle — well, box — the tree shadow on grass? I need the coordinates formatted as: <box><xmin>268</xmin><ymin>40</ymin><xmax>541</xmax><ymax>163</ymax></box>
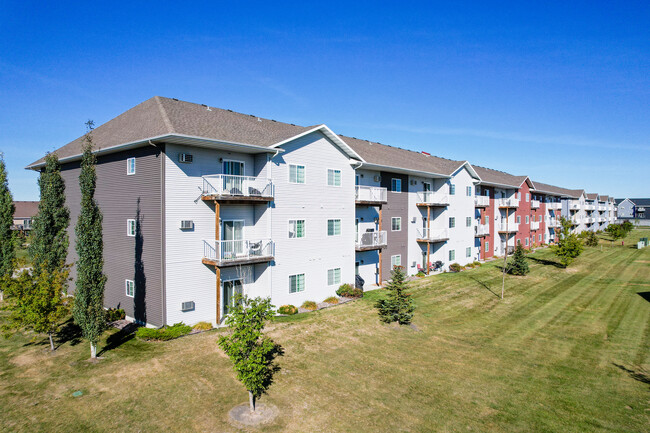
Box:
<box><xmin>468</xmin><ymin>275</ymin><xmax>500</xmax><ymax>298</ymax></box>
<box><xmin>54</xmin><ymin>317</ymin><xmax>82</xmax><ymax>348</ymax></box>
<box><xmin>98</xmin><ymin>323</ymin><xmax>139</xmax><ymax>356</ymax></box>
<box><xmin>613</xmin><ymin>363</ymin><xmax>650</xmax><ymax>385</ymax></box>
<box><xmin>527</xmin><ymin>256</ymin><xmax>566</xmax><ymax>269</ymax></box>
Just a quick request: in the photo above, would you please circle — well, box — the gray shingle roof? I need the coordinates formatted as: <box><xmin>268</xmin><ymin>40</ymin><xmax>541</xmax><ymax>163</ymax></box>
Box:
<box><xmin>13</xmin><ymin>201</ymin><xmax>39</xmax><ymax>218</ymax></box>
<box><xmin>472</xmin><ymin>165</ymin><xmax>528</xmax><ymax>188</ymax></box>
<box><xmin>586</xmin><ymin>193</ymin><xmax>598</xmax><ymax>200</ymax></box>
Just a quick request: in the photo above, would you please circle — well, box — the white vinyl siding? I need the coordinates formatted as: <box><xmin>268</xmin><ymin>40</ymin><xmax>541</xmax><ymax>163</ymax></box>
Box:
<box><xmin>391</xmin><ymin>217</ymin><xmax>401</xmax><ymax>231</ymax></box>
<box><xmin>327</xmin><ymin>219</ymin><xmax>341</xmax><ymax>236</ymax></box>
<box><xmin>327</xmin><ymin>169</ymin><xmax>341</xmax><ymax>187</ymax></box>
<box><xmin>125</xmin><ymin>280</ymin><xmax>135</xmax><ymax>298</ymax></box>
<box><xmin>289</xmin><ymin>274</ymin><xmax>305</xmax><ymax>293</ymax></box>
<box><xmin>127</xmin><ymin>219</ymin><xmax>136</xmax><ymax>237</ymax></box>
<box><xmin>391</xmin><ymin>255</ymin><xmax>401</xmax><ymax>268</ymax></box>
<box><xmin>327</xmin><ymin>268</ymin><xmax>341</xmax><ymax>286</ymax></box>
<box><xmin>289</xmin><ymin>164</ymin><xmax>306</xmax><ymax>184</ymax></box>
<box><xmin>288</xmin><ymin>219</ymin><xmax>305</xmax><ymax>238</ymax></box>
<box><xmin>127</xmin><ymin>157</ymin><xmax>136</xmax><ymax>175</ymax></box>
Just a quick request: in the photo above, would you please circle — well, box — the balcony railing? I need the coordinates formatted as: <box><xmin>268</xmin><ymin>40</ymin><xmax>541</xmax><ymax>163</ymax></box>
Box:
<box><xmin>585</xmin><ymin>204</ymin><xmax>595</xmax><ymax>211</ymax></box>
<box><xmin>355</xmin><ymin>185</ymin><xmax>387</xmax><ymax>204</ymax></box>
<box><xmin>356</xmin><ymin>230</ymin><xmax>387</xmax><ymax>250</ymax></box>
<box><xmin>496</xmin><ymin>221</ymin><xmax>519</xmax><ymax>233</ymax></box>
<box><xmin>496</xmin><ymin>197</ymin><xmax>519</xmax><ymax>208</ymax></box>
<box><xmin>530</xmin><ymin>221</ymin><xmax>540</xmax><ymax>230</ymax></box>
<box><xmin>531</xmin><ymin>200</ymin><xmax>540</xmax><ymax>209</ymax></box>
<box><xmin>416</xmin><ymin>228</ymin><xmax>449</xmax><ymax>242</ymax></box>
<box><xmin>546</xmin><ymin>202</ymin><xmax>561</xmax><ymax>210</ymax></box>
<box><xmin>475</xmin><ymin>223</ymin><xmax>489</xmax><ymax>236</ymax></box>
<box><xmin>202</xmin><ymin>175</ymin><xmax>274</xmax><ymax>199</ymax></box>
<box><xmin>548</xmin><ymin>219</ymin><xmax>559</xmax><ymax>228</ymax></box>
<box><xmin>474</xmin><ymin>195</ymin><xmax>490</xmax><ymax>207</ymax></box>
<box><xmin>598</xmin><ymin>205</ymin><xmax>607</xmax><ymax>211</ymax></box>
<box><xmin>598</xmin><ymin>217</ymin><xmax>606</xmax><ymax>222</ymax></box>
<box><xmin>569</xmin><ymin>203</ymin><xmax>580</xmax><ymax>210</ymax></box>
<box><xmin>203</xmin><ymin>239</ymin><xmax>274</xmax><ymax>266</ymax></box>
<box><xmin>417</xmin><ymin>191</ymin><xmax>450</xmax><ymax>206</ymax></box>
<box><xmin>585</xmin><ymin>217</ymin><xmax>595</xmax><ymax>224</ymax></box>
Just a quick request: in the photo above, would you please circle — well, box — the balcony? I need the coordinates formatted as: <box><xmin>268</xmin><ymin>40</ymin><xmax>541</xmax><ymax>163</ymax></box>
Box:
<box><xmin>598</xmin><ymin>205</ymin><xmax>607</xmax><ymax>211</ymax></box>
<box><xmin>356</xmin><ymin>230</ymin><xmax>387</xmax><ymax>251</ymax></box>
<box><xmin>569</xmin><ymin>203</ymin><xmax>580</xmax><ymax>210</ymax></box>
<box><xmin>530</xmin><ymin>221</ymin><xmax>540</xmax><ymax>231</ymax></box>
<box><xmin>531</xmin><ymin>200</ymin><xmax>540</xmax><ymax>209</ymax></box>
<box><xmin>585</xmin><ymin>217</ymin><xmax>595</xmax><ymax>224</ymax></box>
<box><xmin>202</xmin><ymin>175</ymin><xmax>274</xmax><ymax>203</ymax></box>
<box><xmin>570</xmin><ymin>216</ymin><xmax>581</xmax><ymax>225</ymax></box>
<box><xmin>416</xmin><ymin>228</ymin><xmax>449</xmax><ymax>243</ymax></box>
<box><xmin>548</xmin><ymin>219</ymin><xmax>560</xmax><ymax>228</ymax></box>
<box><xmin>202</xmin><ymin>239</ymin><xmax>274</xmax><ymax>267</ymax></box>
<box><xmin>355</xmin><ymin>185</ymin><xmax>387</xmax><ymax>205</ymax></box>
<box><xmin>598</xmin><ymin>217</ymin><xmax>606</xmax><ymax>223</ymax></box>
<box><xmin>585</xmin><ymin>204</ymin><xmax>596</xmax><ymax>211</ymax></box>
<box><xmin>474</xmin><ymin>195</ymin><xmax>490</xmax><ymax>207</ymax></box>
<box><xmin>496</xmin><ymin>197</ymin><xmax>519</xmax><ymax>208</ymax></box>
<box><xmin>547</xmin><ymin>202</ymin><xmax>562</xmax><ymax>210</ymax></box>
<box><xmin>416</xmin><ymin>191</ymin><xmax>450</xmax><ymax>207</ymax></box>
<box><xmin>496</xmin><ymin>221</ymin><xmax>519</xmax><ymax>233</ymax></box>
<box><xmin>475</xmin><ymin>223</ymin><xmax>489</xmax><ymax>237</ymax></box>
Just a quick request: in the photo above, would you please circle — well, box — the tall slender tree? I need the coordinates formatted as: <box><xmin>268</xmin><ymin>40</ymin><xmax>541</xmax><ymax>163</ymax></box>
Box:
<box><xmin>72</xmin><ymin>122</ymin><xmax>106</xmax><ymax>359</ymax></box>
<box><xmin>29</xmin><ymin>153</ymin><xmax>69</xmax><ymax>276</ymax></box>
<box><xmin>0</xmin><ymin>153</ymin><xmax>15</xmax><ymax>301</ymax></box>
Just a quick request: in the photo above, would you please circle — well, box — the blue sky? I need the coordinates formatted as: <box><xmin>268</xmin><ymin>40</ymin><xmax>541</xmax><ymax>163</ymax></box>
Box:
<box><xmin>1</xmin><ymin>1</ymin><xmax>648</xmax><ymax>200</ymax></box>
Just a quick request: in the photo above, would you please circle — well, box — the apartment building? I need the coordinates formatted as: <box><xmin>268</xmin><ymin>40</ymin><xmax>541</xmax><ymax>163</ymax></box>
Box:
<box><xmin>530</xmin><ymin>181</ymin><xmax>565</xmax><ymax>245</ymax></box>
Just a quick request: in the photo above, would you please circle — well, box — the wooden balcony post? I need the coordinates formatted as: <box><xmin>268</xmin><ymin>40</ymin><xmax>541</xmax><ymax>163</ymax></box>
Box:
<box><xmin>426</xmin><ymin>206</ymin><xmax>431</xmax><ymax>275</ymax></box>
<box><xmin>378</xmin><ymin>205</ymin><xmax>383</xmax><ymax>285</ymax></box>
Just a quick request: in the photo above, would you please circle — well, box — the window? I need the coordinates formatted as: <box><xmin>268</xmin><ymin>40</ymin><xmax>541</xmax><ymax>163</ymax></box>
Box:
<box><xmin>391</xmin><ymin>255</ymin><xmax>401</xmax><ymax>268</ymax></box>
<box><xmin>449</xmin><ymin>217</ymin><xmax>455</xmax><ymax>228</ymax></box>
<box><xmin>127</xmin><ymin>157</ymin><xmax>136</xmax><ymax>175</ymax></box>
<box><xmin>539</xmin><ymin>234</ymin><xmax>542</xmax><ymax>242</ymax></box>
<box><xmin>525</xmin><ymin>216</ymin><xmax>529</xmax><ymax>224</ymax></box>
<box><xmin>485</xmin><ymin>241</ymin><xmax>489</xmax><ymax>252</ymax></box>
<box><xmin>125</xmin><ymin>280</ymin><xmax>135</xmax><ymax>297</ymax></box>
<box><xmin>327</xmin><ymin>268</ymin><xmax>341</xmax><ymax>286</ymax></box>
<box><xmin>525</xmin><ymin>238</ymin><xmax>529</xmax><ymax>246</ymax></box>
<box><xmin>450</xmin><ymin>184</ymin><xmax>456</xmax><ymax>195</ymax></box>
<box><xmin>288</xmin><ymin>220</ymin><xmax>305</xmax><ymax>238</ymax></box>
<box><xmin>466</xmin><ymin>247</ymin><xmax>471</xmax><ymax>257</ymax></box>
<box><xmin>484</xmin><ymin>214</ymin><xmax>489</xmax><ymax>225</ymax></box>
<box><xmin>466</xmin><ymin>186</ymin><xmax>472</xmax><ymax>196</ymax></box>
<box><xmin>327</xmin><ymin>219</ymin><xmax>341</xmax><ymax>236</ymax></box>
<box><xmin>391</xmin><ymin>217</ymin><xmax>401</xmax><ymax>231</ymax></box>
<box><xmin>449</xmin><ymin>250</ymin><xmax>455</xmax><ymax>261</ymax></box>
<box><xmin>526</xmin><ymin>193</ymin><xmax>530</xmax><ymax>202</ymax></box>
<box><xmin>516</xmin><ymin>216</ymin><xmax>521</xmax><ymax>224</ymax></box>
<box><xmin>484</xmin><ymin>189</ymin><xmax>490</xmax><ymax>197</ymax></box>
<box><xmin>391</xmin><ymin>178</ymin><xmax>401</xmax><ymax>192</ymax></box>
<box><xmin>466</xmin><ymin>217</ymin><xmax>472</xmax><ymax>227</ymax></box>
<box><xmin>289</xmin><ymin>164</ymin><xmax>306</xmax><ymax>184</ymax></box>
<box><xmin>517</xmin><ymin>192</ymin><xmax>521</xmax><ymax>200</ymax></box>
<box><xmin>327</xmin><ymin>169</ymin><xmax>341</xmax><ymax>187</ymax></box>
<box><xmin>289</xmin><ymin>274</ymin><xmax>305</xmax><ymax>293</ymax></box>
<box><xmin>127</xmin><ymin>219</ymin><xmax>136</xmax><ymax>237</ymax></box>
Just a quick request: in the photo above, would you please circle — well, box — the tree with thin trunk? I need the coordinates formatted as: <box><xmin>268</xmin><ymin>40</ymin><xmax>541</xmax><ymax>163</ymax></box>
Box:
<box><xmin>29</xmin><ymin>153</ymin><xmax>69</xmax><ymax>276</ymax></box>
<box><xmin>0</xmin><ymin>153</ymin><xmax>15</xmax><ymax>301</ymax></box>
<box><xmin>218</xmin><ymin>295</ymin><xmax>282</xmax><ymax>413</ymax></box>
<box><xmin>552</xmin><ymin>217</ymin><xmax>584</xmax><ymax>267</ymax></box>
<box><xmin>375</xmin><ymin>265</ymin><xmax>415</xmax><ymax>325</ymax></box>
<box><xmin>72</xmin><ymin>122</ymin><xmax>106</xmax><ymax>359</ymax></box>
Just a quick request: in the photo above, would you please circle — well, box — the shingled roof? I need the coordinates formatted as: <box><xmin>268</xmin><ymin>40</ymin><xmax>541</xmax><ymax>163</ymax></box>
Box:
<box><xmin>472</xmin><ymin>165</ymin><xmax>529</xmax><ymax>188</ymax></box>
<box><xmin>586</xmin><ymin>193</ymin><xmax>598</xmax><ymax>200</ymax></box>
<box><xmin>13</xmin><ymin>201</ymin><xmax>39</xmax><ymax>218</ymax></box>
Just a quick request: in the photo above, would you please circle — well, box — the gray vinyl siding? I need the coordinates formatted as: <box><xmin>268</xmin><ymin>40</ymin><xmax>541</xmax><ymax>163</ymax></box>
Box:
<box><xmin>60</xmin><ymin>145</ymin><xmax>164</xmax><ymax>326</ymax></box>
<box><xmin>381</xmin><ymin>171</ymin><xmax>408</xmax><ymax>279</ymax></box>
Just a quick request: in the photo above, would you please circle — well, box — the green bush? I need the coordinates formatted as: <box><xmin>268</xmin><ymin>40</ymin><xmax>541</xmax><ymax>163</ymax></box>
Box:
<box><xmin>136</xmin><ymin>322</ymin><xmax>192</xmax><ymax>341</ymax></box>
<box><xmin>277</xmin><ymin>304</ymin><xmax>298</xmax><ymax>315</ymax></box>
<box><xmin>472</xmin><ymin>261</ymin><xmax>482</xmax><ymax>267</ymax></box>
<box><xmin>584</xmin><ymin>232</ymin><xmax>599</xmax><ymax>247</ymax></box>
<box><xmin>192</xmin><ymin>321</ymin><xmax>212</xmax><ymax>331</ymax></box>
<box><xmin>449</xmin><ymin>263</ymin><xmax>462</xmax><ymax>272</ymax></box>
<box><xmin>336</xmin><ymin>283</ymin><xmax>363</xmax><ymax>298</ymax></box>
<box><xmin>507</xmin><ymin>244</ymin><xmax>529</xmax><ymax>276</ymax></box>
<box><xmin>323</xmin><ymin>296</ymin><xmax>339</xmax><ymax>304</ymax></box>
<box><xmin>416</xmin><ymin>271</ymin><xmax>425</xmax><ymax>277</ymax></box>
<box><xmin>301</xmin><ymin>301</ymin><xmax>318</xmax><ymax>311</ymax></box>
<box><xmin>105</xmin><ymin>308</ymin><xmax>125</xmax><ymax>322</ymax></box>
<box><xmin>375</xmin><ymin>265</ymin><xmax>415</xmax><ymax>325</ymax></box>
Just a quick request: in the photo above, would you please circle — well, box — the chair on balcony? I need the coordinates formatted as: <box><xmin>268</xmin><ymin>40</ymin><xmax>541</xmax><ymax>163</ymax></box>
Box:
<box><xmin>249</xmin><ymin>241</ymin><xmax>262</xmax><ymax>256</ymax></box>
<box><xmin>249</xmin><ymin>187</ymin><xmax>261</xmax><ymax>196</ymax></box>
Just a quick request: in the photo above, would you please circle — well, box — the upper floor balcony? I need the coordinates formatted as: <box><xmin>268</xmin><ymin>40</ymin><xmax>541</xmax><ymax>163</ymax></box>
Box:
<box><xmin>496</xmin><ymin>221</ymin><xmax>519</xmax><ymax>233</ymax></box>
<box><xmin>202</xmin><ymin>238</ymin><xmax>274</xmax><ymax>267</ymax></box>
<box><xmin>474</xmin><ymin>195</ymin><xmax>490</xmax><ymax>207</ymax></box>
<box><xmin>569</xmin><ymin>202</ymin><xmax>581</xmax><ymax>210</ymax></box>
<box><xmin>585</xmin><ymin>204</ymin><xmax>596</xmax><ymax>211</ymax></box>
<box><xmin>531</xmin><ymin>200</ymin><xmax>540</xmax><ymax>209</ymax></box>
<box><xmin>547</xmin><ymin>218</ymin><xmax>560</xmax><ymax>228</ymax></box>
<box><xmin>356</xmin><ymin>230</ymin><xmax>387</xmax><ymax>251</ymax></box>
<box><xmin>496</xmin><ymin>197</ymin><xmax>519</xmax><ymax>208</ymax></box>
<box><xmin>416</xmin><ymin>228</ymin><xmax>449</xmax><ymax>243</ymax></box>
<box><xmin>570</xmin><ymin>216</ymin><xmax>581</xmax><ymax>225</ymax></box>
<box><xmin>530</xmin><ymin>221</ymin><xmax>540</xmax><ymax>230</ymax></box>
<box><xmin>475</xmin><ymin>223</ymin><xmax>489</xmax><ymax>237</ymax></box>
<box><xmin>549</xmin><ymin>202</ymin><xmax>562</xmax><ymax>210</ymax></box>
<box><xmin>355</xmin><ymin>185</ymin><xmax>387</xmax><ymax>205</ymax></box>
<box><xmin>598</xmin><ymin>205</ymin><xmax>607</xmax><ymax>211</ymax></box>
<box><xmin>598</xmin><ymin>217</ymin><xmax>606</xmax><ymax>223</ymax></box>
<box><xmin>202</xmin><ymin>175</ymin><xmax>274</xmax><ymax>203</ymax></box>
<box><xmin>585</xmin><ymin>217</ymin><xmax>595</xmax><ymax>224</ymax></box>
<box><xmin>416</xmin><ymin>191</ymin><xmax>450</xmax><ymax>207</ymax></box>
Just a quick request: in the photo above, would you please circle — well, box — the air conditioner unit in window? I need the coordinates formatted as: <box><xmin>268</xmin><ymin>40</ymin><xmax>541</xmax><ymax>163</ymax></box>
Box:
<box><xmin>181</xmin><ymin>301</ymin><xmax>195</xmax><ymax>311</ymax></box>
<box><xmin>373</xmin><ymin>175</ymin><xmax>381</xmax><ymax>182</ymax></box>
<box><xmin>179</xmin><ymin>153</ymin><xmax>193</xmax><ymax>163</ymax></box>
<box><xmin>180</xmin><ymin>220</ymin><xmax>194</xmax><ymax>230</ymax></box>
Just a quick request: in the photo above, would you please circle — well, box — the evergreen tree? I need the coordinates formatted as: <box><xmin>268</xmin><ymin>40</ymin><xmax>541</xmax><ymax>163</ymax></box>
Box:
<box><xmin>72</xmin><ymin>123</ymin><xmax>106</xmax><ymax>359</ymax></box>
<box><xmin>375</xmin><ymin>266</ymin><xmax>415</xmax><ymax>325</ymax></box>
<box><xmin>507</xmin><ymin>244</ymin><xmax>529</xmax><ymax>275</ymax></box>
<box><xmin>218</xmin><ymin>295</ymin><xmax>282</xmax><ymax>413</ymax></box>
<box><xmin>584</xmin><ymin>232</ymin><xmax>599</xmax><ymax>247</ymax></box>
<box><xmin>0</xmin><ymin>154</ymin><xmax>15</xmax><ymax>300</ymax></box>
<box><xmin>29</xmin><ymin>153</ymin><xmax>69</xmax><ymax>275</ymax></box>
<box><xmin>552</xmin><ymin>217</ymin><xmax>584</xmax><ymax>267</ymax></box>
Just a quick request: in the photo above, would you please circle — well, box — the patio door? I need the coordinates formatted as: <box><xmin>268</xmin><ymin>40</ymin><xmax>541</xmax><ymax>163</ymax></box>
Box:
<box><xmin>222</xmin><ymin>220</ymin><xmax>244</xmax><ymax>258</ymax></box>
<box><xmin>223</xmin><ymin>279</ymin><xmax>243</xmax><ymax>316</ymax></box>
<box><xmin>223</xmin><ymin>160</ymin><xmax>244</xmax><ymax>194</ymax></box>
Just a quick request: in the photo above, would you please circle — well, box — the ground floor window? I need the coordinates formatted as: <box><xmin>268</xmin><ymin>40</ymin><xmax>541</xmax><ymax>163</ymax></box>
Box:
<box><xmin>327</xmin><ymin>268</ymin><xmax>341</xmax><ymax>286</ymax></box>
<box><xmin>449</xmin><ymin>250</ymin><xmax>455</xmax><ymax>261</ymax></box>
<box><xmin>391</xmin><ymin>255</ymin><xmax>401</xmax><ymax>268</ymax></box>
<box><xmin>485</xmin><ymin>241</ymin><xmax>489</xmax><ymax>252</ymax></box>
<box><xmin>466</xmin><ymin>247</ymin><xmax>471</xmax><ymax>257</ymax></box>
<box><xmin>289</xmin><ymin>274</ymin><xmax>305</xmax><ymax>293</ymax></box>
<box><xmin>125</xmin><ymin>280</ymin><xmax>135</xmax><ymax>297</ymax></box>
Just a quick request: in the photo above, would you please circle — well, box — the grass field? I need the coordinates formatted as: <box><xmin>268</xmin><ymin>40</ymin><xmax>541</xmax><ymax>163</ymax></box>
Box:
<box><xmin>1</xmin><ymin>229</ymin><xmax>649</xmax><ymax>432</ymax></box>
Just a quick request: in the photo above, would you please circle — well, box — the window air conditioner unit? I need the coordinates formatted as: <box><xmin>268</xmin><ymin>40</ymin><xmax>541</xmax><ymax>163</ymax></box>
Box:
<box><xmin>179</xmin><ymin>153</ymin><xmax>193</xmax><ymax>163</ymax></box>
<box><xmin>180</xmin><ymin>220</ymin><xmax>194</xmax><ymax>230</ymax></box>
<box><xmin>181</xmin><ymin>301</ymin><xmax>195</xmax><ymax>311</ymax></box>
<box><xmin>373</xmin><ymin>175</ymin><xmax>381</xmax><ymax>182</ymax></box>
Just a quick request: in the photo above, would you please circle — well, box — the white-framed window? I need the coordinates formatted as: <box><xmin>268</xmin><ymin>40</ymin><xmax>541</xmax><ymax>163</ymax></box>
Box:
<box><xmin>525</xmin><ymin>238</ymin><xmax>529</xmax><ymax>246</ymax></box>
<box><xmin>391</xmin><ymin>217</ymin><xmax>401</xmax><ymax>231</ymax></box>
<box><xmin>466</xmin><ymin>247</ymin><xmax>472</xmax><ymax>257</ymax></box>
<box><xmin>125</xmin><ymin>280</ymin><xmax>135</xmax><ymax>297</ymax></box>
<box><xmin>525</xmin><ymin>216</ymin><xmax>530</xmax><ymax>224</ymax></box>
<box><xmin>526</xmin><ymin>193</ymin><xmax>530</xmax><ymax>202</ymax></box>
<box><xmin>327</xmin><ymin>219</ymin><xmax>341</xmax><ymax>236</ymax></box>
<box><xmin>127</xmin><ymin>157</ymin><xmax>136</xmax><ymax>175</ymax></box>
<box><xmin>450</xmin><ymin>184</ymin><xmax>456</xmax><ymax>195</ymax></box>
<box><xmin>289</xmin><ymin>164</ymin><xmax>306</xmax><ymax>184</ymax></box>
<box><xmin>289</xmin><ymin>274</ymin><xmax>305</xmax><ymax>293</ymax></box>
<box><xmin>127</xmin><ymin>219</ymin><xmax>136</xmax><ymax>237</ymax></box>
<box><xmin>391</xmin><ymin>178</ymin><xmax>401</xmax><ymax>192</ymax></box>
<box><xmin>539</xmin><ymin>234</ymin><xmax>542</xmax><ymax>242</ymax></box>
<box><xmin>391</xmin><ymin>255</ymin><xmax>401</xmax><ymax>268</ymax></box>
<box><xmin>449</xmin><ymin>217</ymin><xmax>455</xmax><ymax>228</ymax></box>
<box><xmin>517</xmin><ymin>192</ymin><xmax>521</xmax><ymax>201</ymax></box>
<box><xmin>327</xmin><ymin>169</ymin><xmax>341</xmax><ymax>187</ymax></box>
<box><xmin>466</xmin><ymin>186</ymin><xmax>472</xmax><ymax>196</ymax></box>
<box><xmin>485</xmin><ymin>241</ymin><xmax>489</xmax><ymax>252</ymax></box>
<box><xmin>466</xmin><ymin>216</ymin><xmax>472</xmax><ymax>227</ymax></box>
<box><xmin>516</xmin><ymin>216</ymin><xmax>521</xmax><ymax>224</ymax></box>
<box><xmin>327</xmin><ymin>268</ymin><xmax>341</xmax><ymax>286</ymax></box>
<box><xmin>288</xmin><ymin>219</ymin><xmax>305</xmax><ymax>238</ymax></box>
<box><xmin>449</xmin><ymin>250</ymin><xmax>455</xmax><ymax>261</ymax></box>
<box><xmin>484</xmin><ymin>189</ymin><xmax>490</xmax><ymax>197</ymax></box>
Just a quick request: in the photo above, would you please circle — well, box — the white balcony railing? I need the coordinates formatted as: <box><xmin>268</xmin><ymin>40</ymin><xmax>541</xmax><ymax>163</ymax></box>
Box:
<box><xmin>585</xmin><ymin>204</ymin><xmax>596</xmax><ymax>211</ymax></box>
<box><xmin>546</xmin><ymin>202</ymin><xmax>561</xmax><ymax>210</ymax></box>
<box><xmin>496</xmin><ymin>221</ymin><xmax>519</xmax><ymax>233</ymax></box>
<box><xmin>548</xmin><ymin>219</ymin><xmax>559</xmax><ymax>228</ymax></box>
<box><xmin>202</xmin><ymin>175</ymin><xmax>274</xmax><ymax>199</ymax></box>
<box><xmin>530</xmin><ymin>221</ymin><xmax>540</xmax><ymax>230</ymax></box>
<box><xmin>570</xmin><ymin>203</ymin><xmax>581</xmax><ymax>210</ymax></box>
<box><xmin>417</xmin><ymin>228</ymin><xmax>449</xmax><ymax>242</ymax></box>
<box><xmin>203</xmin><ymin>239</ymin><xmax>274</xmax><ymax>264</ymax></box>
<box><xmin>356</xmin><ymin>230</ymin><xmax>387</xmax><ymax>249</ymax></box>
<box><xmin>474</xmin><ymin>195</ymin><xmax>490</xmax><ymax>207</ymax></box>
<box><xmin>496</xmin><ymin>197</ymin><xmax>519</xmax><ymax>208</ymax></box>
<box><xmin>531</xmin><ymin>200</ymin><xmax>540</xmax><ymax>209</ymax></box>
<box><xmin>598</xmin><ymin>205</ymin><xmax>607</xmax><ymax>211</ymax></box>
<box><xmin>417</xmin><ymin>191</ymin><xmax>450</xmax><ymax>206</ymax></box>
<box><xmin>355</xmin><ymin>185</ymin><xmax>387</xmax><ymax>203</ymax></box>
<box><xmin>475</xmin><ymin>223</ymin><xmax>489</xmax><ymax>236</ymax></box>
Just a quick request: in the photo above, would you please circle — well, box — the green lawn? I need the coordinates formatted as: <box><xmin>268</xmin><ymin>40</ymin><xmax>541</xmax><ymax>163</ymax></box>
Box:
<box><xmin>1</xmin><ymin>229</ymin><xmax>649</xmax><ymax>432</ymax></box>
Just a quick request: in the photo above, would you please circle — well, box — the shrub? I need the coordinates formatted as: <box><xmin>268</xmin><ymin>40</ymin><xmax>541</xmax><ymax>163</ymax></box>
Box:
<box><xmin>449</xmin><ymin>263</ymin><xmax>462</xmax><ymax>272</ymax></box>
<box><xmin>192</xmin><ymin>321</ymin><xmax>212</xmax><ymax>331</ymax></box>
<box><xmin>416</xmin><ymin>271</ymin><xmax>425</xmax><ymax>277</ymax></box>
<box><xmin>301</xmin><ymin>301</ymin><xmax>317</xmax><ymax>311</ymax></box>
<box><xmin>337</xmin><ymin>283</ymin><xmax>363</xmax><ymax>298</ymax></box>
<box><xmin>508</xmin><ymin>244</ymin><xmax>529</xmax><ymax>276</ymax></box>
<box><xmin>277</xmin><ymin>304</ymin><xmax>298</xmax><ymax>315</ymax></box>
<box><xmin>136</xmin><ymin>322</ymin><xmax>192</xmax><ymax>341</ymax></box>
<box><xmin>105</xmin><ymin>308</ymin><xmax>125</xmax><ymax>322</ymax></box>
<box><xmin>473</xmin><ymin>261</ymin><xmax>481</xmax><ymax>267</ymax></box>
<box><xmin>323</xmin><ymin>296</ymin><xmax>338</xmax><ymax>304</ymax></box>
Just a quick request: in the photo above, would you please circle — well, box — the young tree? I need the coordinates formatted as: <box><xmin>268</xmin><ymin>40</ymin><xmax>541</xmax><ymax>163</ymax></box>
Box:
<box><xmin>605</xmin><ymin>224</ymin><xmax>624</xmax><ymax>242</ymax></box>
<box><xmin>0</xmin><ymin>154</ymin><xmax>15</xmax><ymax>301</ymax></box>
<box><xmin>2</xmin><ymin>267</ymin><xmax>69</xmax><ymax>350</ymax></box>
<box><xmin>552</xmin><ymin>217</ymin><xmax>584</xmax><ymax>267</ymax></box>
<box><xmin>584</xmin><ymin>231</ymin><xmax>599</xmax><ymax>247</ymax></box>
<box><xmin>507</xmin><ymin>244</ymin><xmax>529</xmax><ymax>275</ymax></box>
<box><xmin>29</xmin><ymin>153</ymin><xmax>69</xmax><ymax>276</ymax></box>
<box><xmin>72</xmin><ymin>123</ymin><xmax>106</xmax><ymax>359</ymax></box>
<box><xmin>375</xmin><ymin>266</ymin><xmax>415</xmax><ymax>325</ymax></box>
<box><xmin>218</xmin><ymin>295</ymin><xmax>282</xmax><ymax>413</ymax></box>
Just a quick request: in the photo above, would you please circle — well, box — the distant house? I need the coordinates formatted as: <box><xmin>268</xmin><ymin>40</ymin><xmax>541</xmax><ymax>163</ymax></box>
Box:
<box><xmin>615</xmin><ymin>198</ymin><xmax>650</xmax><ymax>225</ymax></box>
<box><xmin>12</xmin><ymin>201</ymin><xmax>39</xmax><ymax>232</ymax></box>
